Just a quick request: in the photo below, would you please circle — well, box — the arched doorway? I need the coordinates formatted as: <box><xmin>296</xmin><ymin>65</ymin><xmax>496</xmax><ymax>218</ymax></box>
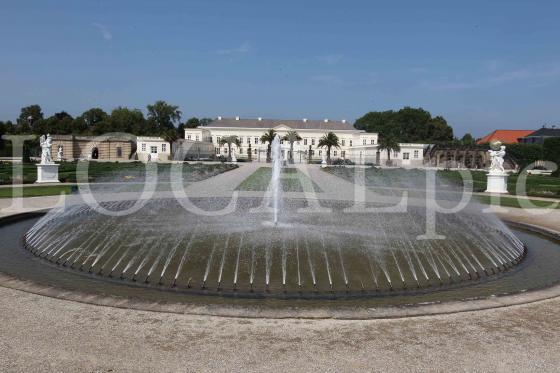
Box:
<box><xmin>91</xmin><ymin>147</ymin><xmax>99</xmax><ymax>159</ymax></box>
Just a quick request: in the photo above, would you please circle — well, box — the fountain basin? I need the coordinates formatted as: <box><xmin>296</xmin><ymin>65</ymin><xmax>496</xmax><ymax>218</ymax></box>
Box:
<box><xmin>21</xmin><ymin>197</ymin><xmax>526</xmax><ymax>297</ymax></box>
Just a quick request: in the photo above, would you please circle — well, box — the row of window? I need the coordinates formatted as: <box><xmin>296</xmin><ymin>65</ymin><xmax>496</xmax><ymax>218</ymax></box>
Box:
<box><xmin>208</xmin><ymin>136</ymin><xmax>377</xmax><ymax>147</ymax></box>
<box><xmin>140</xmin><ymin>143</ymin><xmax>167</xmax><ymax>153</ymax></box>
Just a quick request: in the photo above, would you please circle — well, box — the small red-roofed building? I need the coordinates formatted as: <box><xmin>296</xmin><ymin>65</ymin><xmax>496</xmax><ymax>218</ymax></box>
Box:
<box><xmin>476</xmin><ymin>129</ymin><xmax>535</xmax><ymax>145</ymax></box>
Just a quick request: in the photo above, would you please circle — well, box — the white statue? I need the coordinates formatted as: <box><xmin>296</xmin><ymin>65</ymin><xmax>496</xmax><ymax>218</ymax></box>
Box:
<box><xmin>57</xmin><ymin>145</ymin><xmax>63</xmax><ymax>161</ymax></box>
<box><xmin>39</xmin><ymin>134</ymin><xmax>53</xmax><ymax>164</ymax></box>
<box><xmin>488</xmin><ymin>145</ymin><xmax>506</xmax><ymax>173</ymax></box>
<box><xmin>231</xmin><ymin>147</ymin><xmax>237</xmax><ymax>162</ymax></box>
<box><xmin>321</xmin><ymin>150</ymin><xmax>327</xmax><ymax>167</ymax></box>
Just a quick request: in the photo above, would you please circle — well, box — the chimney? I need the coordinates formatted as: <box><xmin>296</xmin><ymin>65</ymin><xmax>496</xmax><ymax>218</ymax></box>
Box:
<box><xmin>257</xmin><ymin>117</ymin><xmax>262</xmax><ymax>121</ymax></box>
<box><xmin>341</xmin><ymin>119</ymin><xmax>347</xmax><ymax>124</ymax></box>
<box><xmin>302</xmin><ymin>118</ymin><xmax>308</xmax><ymax>122</ymax></box>
<box><xmin>324</xmin><ymin>118</ymin><xmax>329</xmax><ymax>123</ymax></box>
<box><xmin>217</xmin><ymin>116</ymin><xmax>222</xmax><ymax>120</ymax></box>
<box><xmin>235</xmin><ymin>116</ymin><xmax>240</xmax><ymax>120</ymax></box>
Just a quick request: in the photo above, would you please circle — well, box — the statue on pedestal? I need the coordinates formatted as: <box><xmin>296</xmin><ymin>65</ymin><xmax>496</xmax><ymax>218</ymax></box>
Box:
<box><xmin>231</xmin><ymin>147</ymin><xmax>237</xmax><ymax>163</ymax></box>
<box><xmin>321</xmin><ymin>151</ymin><xmax>327</xmax><ymax>168</ymax></box>
<box><xmin>485</xmin><ymin>142</ymin><xmax>508</xmax><ymax>193</ymax></box>
<box><xmin>39</xmin><ymin>134</ymin><xmax>53</xmax><ymax>164</ymax></box>
<box><xmin>57</xmin><ymin>145</ymin><xmax>63</xmax><ymax>161</ymax></box>
<box><xmin>488</xmin><ymin>145</ymin><xmax>506</xmax><ymax>173</ymax></box>
<box><xmin>36</xmin><ymin>134</ymin><xmax>60</xmax><ymax>183</ymax></box>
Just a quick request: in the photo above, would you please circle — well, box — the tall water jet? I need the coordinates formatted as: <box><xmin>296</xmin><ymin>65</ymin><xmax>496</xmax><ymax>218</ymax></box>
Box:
<box><xmin>271</xmin><ymin>134</ymin><xmax>282</xmax><ymax>225</ymax></box>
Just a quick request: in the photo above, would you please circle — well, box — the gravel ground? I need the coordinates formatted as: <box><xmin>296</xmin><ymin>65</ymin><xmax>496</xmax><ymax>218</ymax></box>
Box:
<box><xmin>1</xmin><ymin>286</ymin><xmax>560</xmax><ymax>372</ymax></box>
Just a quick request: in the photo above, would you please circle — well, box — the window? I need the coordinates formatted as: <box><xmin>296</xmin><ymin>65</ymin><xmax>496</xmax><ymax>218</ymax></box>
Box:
<box><xmin>215</xmin><ymin>148</ymin><xmax>220</xmax><ymax>155</ymax></box>
<box><xmin>319</xmin><ymin>150</ymin><xmax>322</xmax><ymax>156</ymax></box>
<box><xmin>311</xmin><ymin>138</ymin><xmax>315</xmax><ymax>146</ymax></box>
<box><xmin>341</xmin><ymin>139</ymin><xmax>345</xmax><ymax>146</ymax></box>
<box><xmin>333</xmin><ymin>150</ymin><xmax>337</xmax><ymax>156</ymax></box>
<box><xmin>341</xmin><ymin>150</ymin><xmax>345</xmax><ymax>158</ymax></box>
<box><xmin>217</xmin><ymin>136</ymin><xmax>221</xmax><ymax>143</ymax></box>
<box><xmin>187</xmin><ymin>135</ymin><xmax>191</xmax><ymax>140</ymax></box>
<box><xmin>116</xmin><ymin>147</ymin><xmax>123</xmax><ymax>158</ymax></box>
<box><xmin>362</xmin><ymin>139</ymin><xmax>366</xmax><ymax>145</ymax></box>
<box><xmin>195</xmin><ymin>135</ymin><xmax>199</xmax><ymax>141</ymax></box>
<box><xmin>246</xmin><ymin>137</ymin><xmax>250</xmax><ymax>144</ymax></box>
<box><xmin>403</xmin><ymin>152</ymin><xmax>410</xmax><ymax>160</ymax></box>
<box><xmin>141</xmin><ymin>143</ymin><xmax>146</xmax><ymax>152</ymax></box>
<box><xmin>413</xmin><ymin>150</ymin><xmax>419</xmax><ymax>159</ymax></box>
<box><xmin>254</xmin><ymin>148</ymin><xmax>257</xmax><ymax>154</ymax></box>
<box><xmin>371</xmin><ymin>139</ymin><xmax>375</xmax><ymax>145</ymax></box>
<box><xmin>393</xmin><ymin>150</ymin><xmax>399</xmax><ymax>158</ymax></box>
<box><xmin>255</xmin><ymin>137</ymin><xmax>259</xmax><ymax>144</ymax></box>
<box><xmin>150</xmin><ymin>146</ymin><xmax>158</xmax><ymax>154</ymax></box>
<box><xmin>304</xmin><ymin>138</ymin><xmax>308</xmax><ymax>145</ymax></box>
<box><xmin>349</xmin><ymin>140</ymin><xmax>353</xmax><ymax>147</ymax></box>
<box><xmin>239</xmin><ymin>148</ymin><xmax>243</xmax><ymax>154</ymax></box>
<box><xmin>162</xmin><ymin>144</ymin><xmax>167</xmax><ymax>152</ymax></box>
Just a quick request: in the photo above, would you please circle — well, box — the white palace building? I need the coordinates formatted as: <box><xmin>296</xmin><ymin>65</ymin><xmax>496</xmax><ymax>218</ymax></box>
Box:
<box><xmin>184</xmin><ymin>117</ymin><xmax>426</xmax><ymax>166</ymax></box>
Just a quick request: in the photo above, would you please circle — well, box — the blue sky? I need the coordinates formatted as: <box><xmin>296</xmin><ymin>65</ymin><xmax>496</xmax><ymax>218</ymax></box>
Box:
<box><xmin>1</xmin><ymin>0</ymin><xmax>560</xmax><ymax>137</ymax></box>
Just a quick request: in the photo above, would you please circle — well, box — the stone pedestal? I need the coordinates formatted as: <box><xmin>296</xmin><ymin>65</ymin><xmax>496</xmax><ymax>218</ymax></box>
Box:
<box><xmin>485</xmin><ymin>172</ymin><xmax>508</xmax><ymax>194</ymax></box>
<box><xmin>36</xmin><ymin>164</ymin><xmax>60</xmax><ymax>183</ymax></box>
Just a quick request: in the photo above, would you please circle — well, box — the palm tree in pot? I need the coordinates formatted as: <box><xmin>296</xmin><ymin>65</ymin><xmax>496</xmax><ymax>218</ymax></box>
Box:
<box><xmin>377</xmin><ymin>135</ymin><xmax>401</xmax><ymax>166</ymax></box>
<box><xmin>317</xmin><ymin>132</ymin><xmax>340</xmax><ymax>165</ymax></box>
<box><xmin>219</xmin><ymin>135</ymin><xmax>241</xmax><ymax>162</ymax></box>
<box><xmin>260</xmin><ymin>129</ymin><xmax>277</xmax><ymax>163</ymax></box>
<box><xmin>283</xmin><ymin>130</ymin><xmax>302</xmax><ymax>164</ymax></box>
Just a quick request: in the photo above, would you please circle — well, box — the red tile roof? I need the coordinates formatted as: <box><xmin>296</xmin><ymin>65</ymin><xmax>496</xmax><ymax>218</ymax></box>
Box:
<box><xmin>476</xmin><ymin>129</ymin><xmax>535</xmax><ymax>144</ymax></box>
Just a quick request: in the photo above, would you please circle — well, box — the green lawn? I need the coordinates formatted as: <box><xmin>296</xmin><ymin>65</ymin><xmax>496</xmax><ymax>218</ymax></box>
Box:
<box><xmin>323</xmin><ymin>167</ymin><xmax>560</xmax><ymax>198</ymax></box>
<box><xmin>438</xmin><ymin>170</ymin><xmax>560</xmax><ymax>197</ymax></box>
<box><xmin>0</xmin><ymin>162</ymin><xmax>238</xmax><ymax>184</ymax></box>
<box><xmin>475</xmin><ymin>195</ymin><xmax>560</xmax><ymax>209</ymax></box>
<box><xmin>0</xmin><ymin>185</ymin><xmax>76</xmax><ymax>199</ymax></box>
<box><xmin>236</xmin><ymin>167</ymin><xmax>322</xmax><ymax>192</ymax></box>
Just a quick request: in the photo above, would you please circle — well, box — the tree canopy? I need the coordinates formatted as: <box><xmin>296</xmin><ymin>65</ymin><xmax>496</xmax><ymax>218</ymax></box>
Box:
<box><xmin>354</xmin><ymin>107</ymin><xmax>454</xmax><ymax>143</ymax></box>
<box><xmin>1</xmin><ymin>101</ymin><xmax>193</xmax><ymax>138</ymax></box>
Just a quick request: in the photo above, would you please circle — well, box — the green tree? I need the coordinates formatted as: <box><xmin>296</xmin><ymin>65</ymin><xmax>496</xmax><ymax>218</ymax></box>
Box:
<box><xmin>219</xmin><ymin>135</ymin><xmax>241</xmax><ymax>162</ymax></box>
<box><xmin>460</xmin><ymin>133</ymin><xmax>475</xmax><ymax>145</ymax></box>
<box><xmin>146</xmin><ymin>100</ymin><xmax>182</xmax><ymax>134</ymax></box>
<box><xmin>17</xmin><ymin>105</ymin><xmax>44</xmax><ymax>134</ymax></box>
<box><xmin>79</xmin><ymin>108</ymin><xmax>108</xmax><ymax>132</ymax></box>
<box><xmin>107</xmin><ymin>107</ymin><xmax>147</xmax><ymax>135</ymax></box>
<box><xmin>378</xmin><ymin>135</ymin><xmax>401</xmax><ymax>165</ymax></box>
<box><xmin>317</xmin><ymin>132</ymin><xmax>340</xmax><ymax>164</ymax></box>
<box><xmin>283</xmin><ymin>130</ymin><xmax>302</xmax><ymax>164</ymax></box>
<box><xmin>260</xmin><ymin>129</ymin><xmax>277</xmax><ymax>163</ymax></box>
<box><xmin>354</xmin><ymin>107</ymin><xmax>454</xmax><ymax>143</ymax></box>
<box><xmin>544</xmin><ymin>137</ymin><xmax>560</xmax><ymax>176</ymax></box>
<box><xmin>200</xmin><ymin>118</ymin><xmax>213</xmax><ymax>126</ymax></box>
<box><xmin>185</xmin><ymin>117</ymin><xmax>200</xmax><ymax>128</ymax></box>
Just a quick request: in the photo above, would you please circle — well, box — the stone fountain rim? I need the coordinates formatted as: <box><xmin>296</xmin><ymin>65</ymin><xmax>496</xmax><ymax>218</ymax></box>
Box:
<box><xmin>1</xmin><ymin>211</ymin><xmax>560</xmax><ymax>320</ymax></box>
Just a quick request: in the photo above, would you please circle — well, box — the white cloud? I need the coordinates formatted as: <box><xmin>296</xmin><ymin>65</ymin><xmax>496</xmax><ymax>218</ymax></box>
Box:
<box><xmin>92</xmin><ymin>22</ymin><xmax>112</xmax><ymax>41</ymax></box>
<box><xmin>216</xmin><ymin>41</ymin><xmax>251</xmax><ymax>55</ymax></box>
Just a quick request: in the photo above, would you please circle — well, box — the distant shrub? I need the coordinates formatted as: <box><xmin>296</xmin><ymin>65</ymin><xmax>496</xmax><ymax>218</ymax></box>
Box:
<box><xmin>331</xmin><ymin>158</ymin><xmax>355</xmax><ymax>166</ymax></box>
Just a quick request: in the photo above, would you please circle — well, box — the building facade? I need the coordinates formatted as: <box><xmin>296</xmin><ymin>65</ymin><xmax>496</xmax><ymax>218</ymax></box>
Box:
<box><xmin>51</xmin><ymin>135</ymin><xmax>134</xmax><ymax>161</ymax></box>
<box><xmin>518</xmin><ymin>127</ymin><xmax>560</xmax><ymax>144</ymax></box>
<box><xmin>184</xmin><ymin>117</ymin><xmax>425</xmax><ymax>166</ymax></box>
<box><xmin>136</xmin><ymin>136</ymin><xmax>171</xmax><ymax>162</ymax></box>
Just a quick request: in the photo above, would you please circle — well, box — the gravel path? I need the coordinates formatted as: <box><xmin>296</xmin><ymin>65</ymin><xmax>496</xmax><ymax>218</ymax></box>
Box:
<box><xmin>1</xmin><ymin>285</ymin><xmax>559</xmax><ymax>372</ymax></box>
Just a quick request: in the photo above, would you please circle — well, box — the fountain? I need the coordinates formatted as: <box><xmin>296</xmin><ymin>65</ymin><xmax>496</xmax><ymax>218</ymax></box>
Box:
<box><xmin>271</xmin><ymin>134</ymin><xmax>282</xmax><ymax>225</ymax></box>
<box><xmin>9</xmin><ymin>134</ymin><xmax>560</xmax><ymax>304</ymax></box>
